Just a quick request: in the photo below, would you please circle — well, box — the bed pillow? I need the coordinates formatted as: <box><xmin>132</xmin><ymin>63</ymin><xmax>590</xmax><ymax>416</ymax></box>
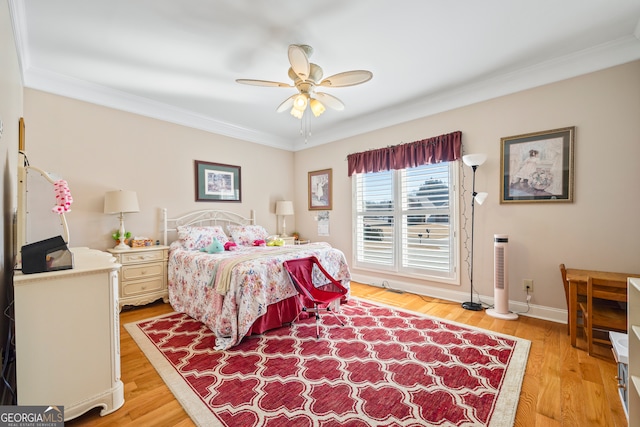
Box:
<box><xmin>227</xmin><ymin>225</ymin><xmax>269</xmax><ymax>246</ymax></box>
<box><xmin>177</xmin><ymin>226</ymin><xmax>229</xmax><ymax>250</ymax></box>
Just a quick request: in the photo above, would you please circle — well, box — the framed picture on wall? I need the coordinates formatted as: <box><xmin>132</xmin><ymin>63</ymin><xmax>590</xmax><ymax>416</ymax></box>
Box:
<box><xmin>194</xmin><ymin>160</ymin><xmax>241</xmax><ymax>202</ymax></box>
<box><xmin>308</xmin><ymin>168</ymin><xmax>332</xmax><ymax>210</ymax></box>
<box><xmin>500</xmin><ymin>126</ymin><xmax>575</xmax><ymax>203</ymax></box>
<box><xmin>19</xmin><ymin>117</ymin><xmax>25</xmax><ymax>151</ymax></box>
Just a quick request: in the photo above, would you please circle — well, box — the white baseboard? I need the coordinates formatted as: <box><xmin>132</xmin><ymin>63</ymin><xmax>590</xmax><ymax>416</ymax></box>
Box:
<box><xmin>351</xmin><ymin>273</ymin><xmax>567</xmax><ymax>325</ymax></box>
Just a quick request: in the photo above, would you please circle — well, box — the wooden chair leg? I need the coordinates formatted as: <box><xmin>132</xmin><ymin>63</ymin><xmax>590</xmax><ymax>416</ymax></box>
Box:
<box><xmin>584</xmin><ymin>313</ymin><xmax>593</xmax><ymax>356</ymax></box>
<box><xmin>586</xmin><ymin>278</ymin><xmax>594</xmax><ymax>356</ymax></box>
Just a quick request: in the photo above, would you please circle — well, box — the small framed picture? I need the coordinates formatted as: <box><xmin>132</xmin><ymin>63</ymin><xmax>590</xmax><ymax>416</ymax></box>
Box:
<box><xmin>194</xmin><ymin>160</ymin><xmax>241</xmax><ymax>202</ymax></box>
<box><xmin>500</xmin><ymin>127</ymin><xmax>575</xmax><ymax>203</ymax></box>
<box><xmin>308</xmin><ymin>168</ymin><xmax>332</xmax><ymax>210</ymax></box>
<box><xmin>19</xmin><ymin>117</ymin><xmax>25</xmax><ymax>151</ymax></box>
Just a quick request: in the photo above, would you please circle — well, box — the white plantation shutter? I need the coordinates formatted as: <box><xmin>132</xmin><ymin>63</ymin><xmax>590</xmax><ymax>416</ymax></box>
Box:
<box><xmin>354</xmin><ymin>163</ymin><xmax>457</xmax><ymax>280</ymax></box>
<box><xmin>401</xmin><ymin>163</ymin><xmax>454</xmax><ymax>275</ymax></box>
<box><xmin>354</xmin><ymin>170</ymin><xmax>394</xmax><ymax>268</ymax></box>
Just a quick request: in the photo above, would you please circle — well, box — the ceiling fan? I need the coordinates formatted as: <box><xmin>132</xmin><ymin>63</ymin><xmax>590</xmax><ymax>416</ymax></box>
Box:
<box><xmin>236</xmin><ymin>44</ymin><xmax>373</xmax><ymax>119</ymax></box>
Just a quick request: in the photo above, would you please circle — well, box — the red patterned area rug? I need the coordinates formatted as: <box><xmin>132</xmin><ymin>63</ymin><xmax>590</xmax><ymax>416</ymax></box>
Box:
<box><xmin>125</xmin><ymin>298</ymin><xmax>530</xmax><ymax>427</ymax></box>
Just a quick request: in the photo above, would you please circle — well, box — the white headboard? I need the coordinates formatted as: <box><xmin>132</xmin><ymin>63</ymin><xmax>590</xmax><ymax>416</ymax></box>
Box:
<box><xmin>161</xmin><ymin>208</ymin><xmax>256</xmax><ymax>245</ymax></box>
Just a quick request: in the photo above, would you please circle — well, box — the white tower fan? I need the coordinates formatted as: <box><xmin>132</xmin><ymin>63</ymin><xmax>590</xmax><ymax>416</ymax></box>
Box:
<box><xmin>486</xmin><ymin>234</ymin><xmax>518</xmax><ymax>320</ymax></box>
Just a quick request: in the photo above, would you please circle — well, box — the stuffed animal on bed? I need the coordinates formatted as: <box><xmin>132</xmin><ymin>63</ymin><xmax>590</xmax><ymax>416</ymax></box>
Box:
<box><xmin>266</xmin><ymin>237</ymin><xmax>284</xmax><ymax>246</ymax></box>
<box><xmin>200</xmin><ymin>238</ymin><xmax>224</xmax><ymax>253</ymax></box>
<box><xmin>224</xmin><ymin>241</ymin><xmax>238</xmax><ymax>251</ymax></box>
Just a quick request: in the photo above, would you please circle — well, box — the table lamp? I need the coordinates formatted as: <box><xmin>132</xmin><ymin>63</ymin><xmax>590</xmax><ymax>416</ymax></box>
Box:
<box><xmin>276</xmin><ymin>200</ymin><xmax>294</xmax><ymax>237</ymax></box>
<box><xmin>104</xmin><ymin>190</ymin><xmax>140</xmax><ymax>250</ymax></box>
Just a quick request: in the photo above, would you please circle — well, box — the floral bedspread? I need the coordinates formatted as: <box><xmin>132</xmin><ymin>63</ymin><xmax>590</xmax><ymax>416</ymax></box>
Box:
<box><xmin>167</xmin><ymin>242</ymin><xmax>351</xmax><ymax>350</ymax></box>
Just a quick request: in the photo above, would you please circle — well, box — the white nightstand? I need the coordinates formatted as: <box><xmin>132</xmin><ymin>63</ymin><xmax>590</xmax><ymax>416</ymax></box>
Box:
<box><xmin>108</xmin><ymin>245</ymin><xmax>169</xmax><ymax>311</ymax></box>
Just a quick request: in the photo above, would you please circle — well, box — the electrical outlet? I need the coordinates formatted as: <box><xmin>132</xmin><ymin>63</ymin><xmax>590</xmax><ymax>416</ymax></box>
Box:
<box><xmin>523</xmin><ymin>279</ymin><xmax>533</xmax><ymax>292</ymax></box>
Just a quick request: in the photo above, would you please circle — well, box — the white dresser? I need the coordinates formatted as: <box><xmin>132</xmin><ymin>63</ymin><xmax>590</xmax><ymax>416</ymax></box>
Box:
<box><xmin>13</xmin><ymin>248</ymin><xmax>124</xmax><ymax>421</ymax></box>
<box><xmin>610</xmin><ymin>330</ymin><xmax>628</xmax><ymax>417</ymax></box>
<box><xmin>628</xmin><ymin>277</ymin><xmax>640</xmax><ymax>425</ymax></box>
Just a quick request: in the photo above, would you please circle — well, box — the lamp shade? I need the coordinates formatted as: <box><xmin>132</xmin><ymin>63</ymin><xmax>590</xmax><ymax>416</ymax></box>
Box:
<box><xmin>276</xmin><ymin>200</ymin><xmax>294</xmax><ymax>216</ymax></box>
<box><xmin>474</xmin><ymin>192</ymin><xmax>489</xmax><ymax>205</ymax></box>
<box><xmin>104</xmin><ymin>190</ymin><xmax>140</xmax><ymax>214</ymax></box>
<box><xmin>309</xmin><ymin>98</ymin><xmax>326</xmax><ymax>117</ymax></box>
<box><xmin>462</xmin><ymin>153</ymin><xmax>487</xmax><ymax>167</ymax></box>
<box><xmin>293</xmin><ymin>94</ymin><xmax>308</xmax><ymax>110</ymax></box>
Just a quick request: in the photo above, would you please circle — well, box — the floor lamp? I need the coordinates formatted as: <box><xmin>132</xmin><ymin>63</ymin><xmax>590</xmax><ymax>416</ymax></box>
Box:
<box><xmin>462</xmin><ymin>154</ymin><xmax>488</xmax><ymax>311</ymax></box>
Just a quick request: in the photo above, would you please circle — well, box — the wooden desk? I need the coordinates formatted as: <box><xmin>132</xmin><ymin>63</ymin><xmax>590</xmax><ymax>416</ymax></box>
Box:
<box><xmin>566</xmin><ymin>268</ymin><xmax>640</xmax><ymax>347</ymax></box>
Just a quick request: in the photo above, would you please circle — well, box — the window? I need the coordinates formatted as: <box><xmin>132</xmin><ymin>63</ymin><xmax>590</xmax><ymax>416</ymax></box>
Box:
<box><xmin>353</xmin><ymin>162</ymin><xmax>458</xmax><ymax>281</ymax></box>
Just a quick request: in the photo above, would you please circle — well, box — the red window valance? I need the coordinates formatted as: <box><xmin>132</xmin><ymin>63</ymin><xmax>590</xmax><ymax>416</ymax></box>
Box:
<box><xmin>347</xmin><ymin>131</ymin><xmax>462</xmax><ymax>176</ymax></box>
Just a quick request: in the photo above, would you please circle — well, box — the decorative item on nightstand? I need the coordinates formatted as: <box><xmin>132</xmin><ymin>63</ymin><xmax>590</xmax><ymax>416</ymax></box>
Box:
<box><xmin>104</xmin><ymin>190</ymin><xmax>139</xmax><ymax>250</ymax></box>
<box><xmin>276</xmin><ymin>200</ymin><xmax>294</xmax><ymax>237</ymax></box>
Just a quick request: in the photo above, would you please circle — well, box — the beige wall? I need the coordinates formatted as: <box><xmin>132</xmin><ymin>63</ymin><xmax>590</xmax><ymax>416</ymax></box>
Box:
<box><xmin>294</xmin><ymin>60</ymin><xmax>640</xmax><ymax>315</ymax></box>
<box><xmin>19</xmin><ymin>58</ymin><xmax>640</xmax><ymax>319</ymax></box>
<box><xmin>23</xmin><ymin>90</ymin><xmax>294</xmax><ymax>250</ymax></box>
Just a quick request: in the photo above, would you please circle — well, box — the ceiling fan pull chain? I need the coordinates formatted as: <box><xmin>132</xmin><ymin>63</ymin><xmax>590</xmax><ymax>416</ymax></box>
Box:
<box><xmin>300</xmin><ymin>114</ymin><xmax>311</xmax><ymax>142</ymax></box>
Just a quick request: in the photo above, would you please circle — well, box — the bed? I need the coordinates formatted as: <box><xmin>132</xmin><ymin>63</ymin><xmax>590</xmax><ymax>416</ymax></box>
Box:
<box><xmin>161</xmin><ymin>208</ymin><xmax>351</xmax><ymax>350</ymax></box>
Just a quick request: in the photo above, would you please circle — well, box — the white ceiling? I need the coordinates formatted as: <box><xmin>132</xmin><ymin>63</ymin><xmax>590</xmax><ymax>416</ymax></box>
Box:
<box><xmin>9</xmin><ymin>0</ymin><xmax>640</xmax><ymax>151</ymax></box>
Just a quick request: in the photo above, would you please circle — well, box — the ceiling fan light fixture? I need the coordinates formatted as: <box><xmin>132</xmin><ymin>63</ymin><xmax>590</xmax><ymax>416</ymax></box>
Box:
<box><xmin>293</xmin><ymin>94</ymin><xmax>308</xmax><ymax>110</ymax></box>
<box><xmin>290</xmin><ymin>106</ymin><xmax>304</xmax><ymax>119</ymax></box>
<box><xmin>237</xmin><ymin>44</ymin><xmax>373</xmax><ymax>134</ymax></box>
<box><xmin>309</xmin><ymin>98</ymin><xmax>325</xmax><ymax>117</ymax></box>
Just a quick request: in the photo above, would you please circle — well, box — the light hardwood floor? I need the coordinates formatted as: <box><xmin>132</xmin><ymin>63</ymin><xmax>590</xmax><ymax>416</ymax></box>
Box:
<box><xmin>66</xmin><ymin>282</ymin><xmax>627</xmax><ymax>427</ymax></box>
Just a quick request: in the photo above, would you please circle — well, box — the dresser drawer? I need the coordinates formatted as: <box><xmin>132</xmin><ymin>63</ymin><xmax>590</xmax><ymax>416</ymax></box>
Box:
<box><xmin>121</xmin><ymin>263</ymin><xmax>164</xmax><ymax>281</ymax></box>
<box><xmin>119</xmin><ymin>250</ymin><xmax>165</xmax><ymax>264</ymax></box>
<box><xmin>122</xmin><ymin>277</ymin><xmax>164</xmax><ymax>296</ymax></box>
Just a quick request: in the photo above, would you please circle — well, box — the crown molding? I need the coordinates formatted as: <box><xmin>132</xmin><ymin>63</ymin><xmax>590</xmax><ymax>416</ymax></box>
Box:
<box><xmin>23</xmin><ymin>67</ymin><xmax>297</xmax><ymax>150</ymax></box>
<box><xmin>11</xmin><ymin>0</ymin><xmax>640</xmax><ymax>152</ymax></box>
<box><xmin>293</xmin><ymin>34</ymin><xmax>640</xmax><ymax>150</ymax></box>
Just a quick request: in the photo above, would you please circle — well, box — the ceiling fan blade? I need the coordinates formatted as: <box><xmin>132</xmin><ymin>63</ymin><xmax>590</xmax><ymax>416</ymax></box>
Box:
<box><xmin>315</xmin><ymin>92</ymin><xmax>345</xmax><ymax>111</ymax></box>
<box><xmin>236</xmin><ymin>79</ymin><xmax>292</xmax><ymax>88</ymax></box>
<box><xmin>288</xmin><ymin>44</ymin><xmax>310</xmax><ymax>81</ymax></box>
<box><xmin>319</xmin><ymin>70</ymin><xmax>373</xmax><ymax>87</ymax></box>
<box><xmin>276</xmin><ymin>94</ymin><xmax>296</xmax><ymax>113</ymax></box>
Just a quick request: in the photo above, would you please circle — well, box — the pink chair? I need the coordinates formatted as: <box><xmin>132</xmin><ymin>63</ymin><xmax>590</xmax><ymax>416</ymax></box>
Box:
<box><xmin>283</xmin><ymin>256</ymin><xmax>348</xmax><ymax>338</ymax></box>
